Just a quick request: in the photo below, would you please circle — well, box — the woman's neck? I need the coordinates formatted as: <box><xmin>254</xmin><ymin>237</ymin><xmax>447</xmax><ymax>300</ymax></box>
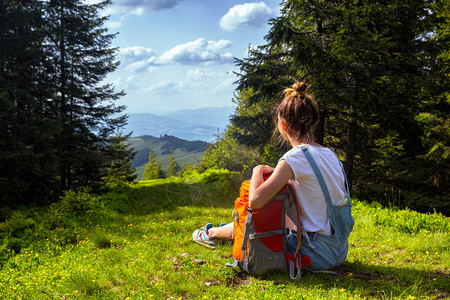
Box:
<box><xmin>289</xmin><ymin>136</ymin><xmax>322</xmax><ymax>148</ymax></box>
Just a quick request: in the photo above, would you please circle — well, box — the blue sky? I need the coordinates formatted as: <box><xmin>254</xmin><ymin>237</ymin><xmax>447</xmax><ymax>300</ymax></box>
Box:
<box><xmin>93</xmin><ymin>0</ymin><xmax>281</xmax><ymax>113</ymax></box>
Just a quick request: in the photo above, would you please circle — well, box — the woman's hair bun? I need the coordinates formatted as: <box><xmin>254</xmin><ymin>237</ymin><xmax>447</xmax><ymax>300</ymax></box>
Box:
<box><xmin>283</xmin><ymin>81</ymin><xmax>308</xmax><ymax>99</ymax></box>
<box><xmin>292</xmin><ymin>81</ymin><xmax>307</xmax><ymax>95</ymax></box>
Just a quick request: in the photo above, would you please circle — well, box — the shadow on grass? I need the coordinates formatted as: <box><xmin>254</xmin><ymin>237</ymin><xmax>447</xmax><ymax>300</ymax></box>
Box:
<box><xmin>333</xmin><ymin>261</ymin><xmax>448</xmax><ymax>298</ymax></box>
<box><xmin>227</xmin><ymin>261</ymin><xmax>449</xmax><ymax>299</ymax></box>
<box><xmin>108</xmin><ymin>179</ymin><xmax>239</xmax><ymax>216</ymax></box>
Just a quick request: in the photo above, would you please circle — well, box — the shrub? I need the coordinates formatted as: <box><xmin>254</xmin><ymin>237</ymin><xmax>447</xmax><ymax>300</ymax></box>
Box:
<box><xmin>0</xmin><ymin>211</ymin><xmax>37</xmax><ymax>254</ymax></box>
<box><xmin>90</xmin><ymin>231</ymin><xmax>112</xmax><ymax>249</ymax></box>
<box><xmin>200</xmin><ymin>131</ymin><xmax>261</xmax><ymax>175</ymax></box>
<box><xmin>373</xmin><ymin>206</ymin><xmax>450</xmax><ymax>234</ymax></box>
<box><xmin>201</xmin><ymin>168</ymin><xmax>242</xmax><ymax>201</ymax></box>
<box><xmin>355</xmin><ymin>182</ymin><xmax>449</xmax><ymax>216</ymax></box>
<box><xmin>47</xmin><ymin>187</ymin><xmax>102</xmax><ymax>229</ymax></box>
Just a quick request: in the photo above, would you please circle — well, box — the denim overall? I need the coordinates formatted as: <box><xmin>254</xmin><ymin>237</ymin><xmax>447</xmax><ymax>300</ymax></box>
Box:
<box><xmin>286</xmin><ymin>145</ymin><xmax>354</xmax><ymax>272</ymax></box>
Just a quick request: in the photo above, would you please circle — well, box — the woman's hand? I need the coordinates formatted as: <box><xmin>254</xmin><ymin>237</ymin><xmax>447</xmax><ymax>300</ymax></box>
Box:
<box><xmin>249</xmin><ymin>160</ymin><xmax>294</xmax><ymax>209</ymax></box>
<box><xmin>253</xmin><ymin>165</ymin><xmax>275</xmax><ymax>176</ymax></box>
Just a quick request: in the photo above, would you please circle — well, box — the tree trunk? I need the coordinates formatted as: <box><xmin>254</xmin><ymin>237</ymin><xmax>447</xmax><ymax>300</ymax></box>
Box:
<box><xmin>59</xmin><ymin>3</ymin><xmax>69</xmax><ymax>191</ymax></box>
<box><xmin>345</xmin><ymin>107</ymin><xmax>357</xmax><ymax>185</ymax></box>
<box><xmin>315</xmin><ymin>109</ymin><xmax>326</xmax><ymax>145</ymax></box>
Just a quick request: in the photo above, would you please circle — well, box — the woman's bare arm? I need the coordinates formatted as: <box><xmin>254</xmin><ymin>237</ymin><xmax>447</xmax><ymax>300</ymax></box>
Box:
<box><xmin>249</xmin><ymin>159</ymin><xmax>294</xmax><ymax>209</ymax></box>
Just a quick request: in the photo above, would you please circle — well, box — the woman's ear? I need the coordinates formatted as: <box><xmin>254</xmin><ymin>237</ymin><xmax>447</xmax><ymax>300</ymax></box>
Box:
<box><xmin>279</xmin><ymin>119</ymin><xmax>288</xmax><ymax>131</ymax></box>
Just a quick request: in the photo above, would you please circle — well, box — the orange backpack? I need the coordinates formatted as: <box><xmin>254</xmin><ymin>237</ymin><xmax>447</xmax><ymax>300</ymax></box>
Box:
<box><xmin>227</xmin><ymin>174</ymin><xmax>311</xmax><ymax>279</ymax></box>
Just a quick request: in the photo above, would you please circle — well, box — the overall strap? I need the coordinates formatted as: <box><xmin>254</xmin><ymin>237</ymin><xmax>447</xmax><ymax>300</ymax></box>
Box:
<box><xmin>300</xmin><ymin>145</ymin><xmax>333</xmax><ymax>206</ymax></box>
<box><xmin>338</xmin><ymin>161</ymin><xmax>352</xmax><ymax>205</ymax></box>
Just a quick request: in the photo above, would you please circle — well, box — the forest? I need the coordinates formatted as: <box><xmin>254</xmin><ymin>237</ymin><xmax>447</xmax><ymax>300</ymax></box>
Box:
<box><xmin>0</xmin><ymin>0</ymin><xmax>448</xmax><ymax>213</ymax></box>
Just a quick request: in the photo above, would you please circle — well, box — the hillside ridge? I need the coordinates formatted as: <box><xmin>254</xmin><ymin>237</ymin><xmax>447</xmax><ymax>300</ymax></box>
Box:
<box><xmin>129</xmin><ymin>134</ymin><xmax>209</xmax><ymax>179</ymax></box>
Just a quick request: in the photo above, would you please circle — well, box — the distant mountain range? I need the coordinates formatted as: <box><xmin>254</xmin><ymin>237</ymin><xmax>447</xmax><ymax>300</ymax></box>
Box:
<box><xmin>124</xmin><ymin>106</ymin><xmax>234</xmax><ymax>142</ymax></box>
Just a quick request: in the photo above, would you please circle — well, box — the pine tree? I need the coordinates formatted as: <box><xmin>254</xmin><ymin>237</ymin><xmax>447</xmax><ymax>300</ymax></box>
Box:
<box><xmin>143</xmin><ymin>146</ymin><xmax>165</xmax><ymax>180</ymax></box>
<box><xmin>43</xmin><ymin>0</ymin><xmax>126</xmax><ymax>191</ymax></box>
<box><xmin>101</xmin><ymin>132</ymin><xmax>137</xmax><ymax>185</ymax></box>
<box><xmin>166</xmin><ymin>148</ymin><xmax>180</xmax><ymax>177</ymax></box>
<box><xmin>0</xmin><ymin>0</ymin><xmax>58</xmax><ymax>205</ymax></box>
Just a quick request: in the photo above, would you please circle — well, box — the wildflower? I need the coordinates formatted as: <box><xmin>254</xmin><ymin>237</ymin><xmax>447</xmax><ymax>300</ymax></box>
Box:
<box><xmin>340</xmin><ymin>288</ymin><xmax>346</xmax><ymax>292</ymax></box>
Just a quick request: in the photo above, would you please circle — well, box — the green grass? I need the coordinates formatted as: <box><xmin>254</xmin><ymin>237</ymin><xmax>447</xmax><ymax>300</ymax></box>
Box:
<box><xmin>0</xmin><ymin>171</ymin><xmax>448</xmax><ymax>299</ymax></box>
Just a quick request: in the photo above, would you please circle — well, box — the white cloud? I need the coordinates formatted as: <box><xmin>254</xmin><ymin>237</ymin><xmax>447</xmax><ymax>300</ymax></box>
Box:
<box><xmin>157</xmin><ymin>38</ymin><xmax>234</xmax><ymax>65</ymax></box>
<box><xmin>111</xmin><ymin>75</ymin><xmax>141</xmax><ymax>91</ymax></box>
<box><xmin>186</xmin><ymin>68</ymin><xmax>217</xmax><ymax>80</ymax></box>
<box><xmin>120</xmin><ymin>46</ymin><xmax>157</xmax><ymax>61</ymax></box>
<box><xmin>206</xmin><ymin>39</ymin><xmax>232</xmax><ymax>51</ymax></box>
<box><xmin>102</xmin><ymin>0</ymin><xmax>183</xmax><ymax>27</ymax></box>
<box><xmin>83</xmin><ymin>0</ymin><xmax>102</xmax><ymax>4</ymax></box>
<box><xmin>220</xmin><ymin>2</ymin><xmax>274</xmax><ymax>32</ymax></box>
<box><xmin>124</xmin><ymin>61</ymin><xmax>149</xmax><ymax>72</ymax></box>
<box><xmin>119</xmin><ymin>46</ymin><xmax>157</xmax><ymax>72</ymax></box>
<box><xmin>112</xmin><ymin>0</ymin><xmax>183</xmax><ymax>13</ymax></box>
<box><xmin>147</xmin><ymin>80</ymin><xmax>177</xmax><ymax>93</ymax></box>
<box><xmin>106</xmin><ymin>20</ymin><xmax>123</xmax><ymax>29</ymax></box>
<box><xmin>146</xmin><ymin>80</ymin><xmax>204</xmax><ymax>94</ymax></box>
<box><xmin>118</xmin><ymin>41</ymin><xmax>233</xmax><ymax>71</ymax></box>
<box><xmin>211</xmin><ymin>77</ymin><xmax>236</xmax><ymax>94</ymax></box>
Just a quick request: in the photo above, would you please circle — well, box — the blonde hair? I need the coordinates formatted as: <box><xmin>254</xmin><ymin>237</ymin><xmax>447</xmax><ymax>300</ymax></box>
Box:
<box><xmin>274</xmin><ymin>81</ymin><xmax>319</xmax><ymax>143</ymax></box>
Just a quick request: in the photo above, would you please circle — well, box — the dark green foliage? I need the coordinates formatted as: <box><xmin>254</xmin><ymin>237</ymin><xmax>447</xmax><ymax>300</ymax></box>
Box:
<box><xmin>101</xmin><ymin>132</ymin><xmax>137</xmax><ymax>186</ymax></box>
<box><xmin>229</xmin><ymin>0</ymin><xmax>449</xmax><ymax>214</ymax></box>
<box><xmin>44</xmin><ymin>0</ymin><xmax>127</xmax><ymax>192</ymax></box>
<box><xmin>0</xmin><ymin>0</ymin><xmax>133</xmax><ymax>206</ymax></box>
<box><xmin>47</xmin><ymin>188</ymin><xmax>102</xmax><ymax>229</ymax></box>
<box><xmin>0</xmin><ymin>0</ymin><xmax>58</xmax><ymax>205</ymax></box>
<box><xmin>0</xmin><ymin>211</ymin><xmax>37</xmax><ymax>253</ymax></box>
<box><xmin>200</xmin><ymin>130</ymin><xmax>262</xmax><ymax>178</ymax></box>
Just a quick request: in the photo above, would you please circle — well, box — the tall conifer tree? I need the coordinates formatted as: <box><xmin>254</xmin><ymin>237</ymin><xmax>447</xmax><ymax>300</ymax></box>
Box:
<box><xmin>0</xmin><ymin>0</ymin><xmax>58</xmax><ymax>205</ymax></box>
<box><xmin>142</xmin><ymin>146</ymin><xmax>165</xmax><ymax>180</ymax></box>
<box><xmin>0</xmin><ymin>0</ymin><xmax>133</xmax><ymax>205</ymax></box>
<box><xmin>43</xmin><ymin>0</ymin><xmax>127</xmax><ymax>191</ymax></box>
<box><xmin>166</xmin><ymin>148</ymin><xmax>180</xmax><ymax>177</ymax></box>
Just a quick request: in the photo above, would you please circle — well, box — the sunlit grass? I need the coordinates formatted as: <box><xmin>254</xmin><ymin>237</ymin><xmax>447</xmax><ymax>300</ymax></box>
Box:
<box><xmin>0</xmin><ymin>172</ymin><xmax>448</xmax><ymax>299</ymax></box>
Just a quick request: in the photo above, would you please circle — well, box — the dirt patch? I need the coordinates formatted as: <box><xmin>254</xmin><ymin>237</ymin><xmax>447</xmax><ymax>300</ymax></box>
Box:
<box><xmin>226</xmin><ymin>272</ymin><xmax>253</xmax><ymax>288</ymax></box>
<box><xmin>205</xmin><ymin>278</ymin><xmax>220</xmax><ymax>286</ymax></box>
<box><xmin>336</xmin><ymin>265</ymin><xmax>391</xmax><ymax>281</ymax></box>
<box><xmin>171</xmin><ymin>260</ymin><xmax>184</xmax><ymax>271</ymax></box>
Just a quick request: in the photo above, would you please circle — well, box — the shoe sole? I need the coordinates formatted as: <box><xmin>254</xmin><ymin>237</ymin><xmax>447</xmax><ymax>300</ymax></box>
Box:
<box><xmin>193</xmin><ymin>238</ymin><xmax>217</xmax><ymax>249</ymax></box>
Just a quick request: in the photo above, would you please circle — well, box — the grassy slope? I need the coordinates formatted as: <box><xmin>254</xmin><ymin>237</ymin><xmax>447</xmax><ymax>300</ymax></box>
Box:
<box><xmin>135</xmin><ymin>151</ymin><xmax>205</xmax><ymax>180</ymax></box>
<box><xmin>129</xmin><ymin>136</ymin><xmax>207</xmax><ymax>180</ymax></box>
<box><xmin>0</xmin><ymin>174</ymin><xmax>448</xmax><ymax>299</ymax></box>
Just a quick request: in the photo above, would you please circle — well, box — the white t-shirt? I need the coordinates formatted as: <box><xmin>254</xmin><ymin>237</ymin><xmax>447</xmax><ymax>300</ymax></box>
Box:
<box><xmin>281</xmin><ymin>145</ymin><xmax>346</xmax><ymax>235</ymax></box>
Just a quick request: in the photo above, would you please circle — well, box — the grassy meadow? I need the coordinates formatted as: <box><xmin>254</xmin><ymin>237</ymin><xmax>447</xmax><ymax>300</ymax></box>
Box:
<box><xmin>0</xmin><ymin>170</ymin><xmax>448</xmax><ymax>299</ymax></box>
